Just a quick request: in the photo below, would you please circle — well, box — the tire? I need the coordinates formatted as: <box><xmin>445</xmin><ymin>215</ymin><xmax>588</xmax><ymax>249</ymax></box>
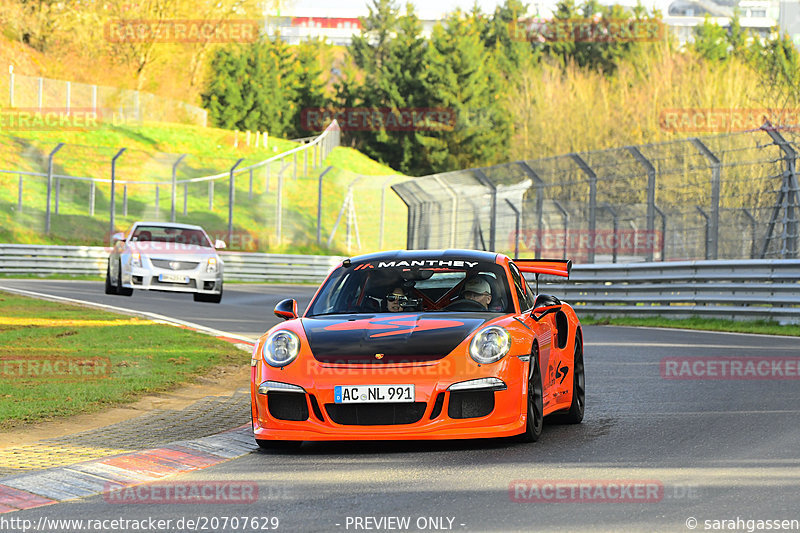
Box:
<box><xmin>256</xmin><ymin>439</ymin><xmax>302</xmax><ymax>451</ymax></box>
<box><xmin>194</xmin><ymin>285</ymin><xmax>222</xmax><ymax>303</ymax></box>
<box><xmin>117</xmin><ymin>261</ymin><xmax>133</xmax><ymax>296</ymax></box>
<box><xmin>104</xmin><ymin>262</ymin><xmax>115</xmax><ymax>295</ymax></box>
<box><xmin>519</xmin><ymin>343</ymin><xmax>544</xmax><ymax>442</ymax></box>
<box><xmin>552</xmin><ymin>334</ymin><xmax>585</xmax><ymax>424</ymax></box>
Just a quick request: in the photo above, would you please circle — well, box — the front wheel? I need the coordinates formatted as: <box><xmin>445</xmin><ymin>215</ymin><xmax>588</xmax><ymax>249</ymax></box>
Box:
<box><xmin>519</xmin><ymin>344</ymin><xmax>544</xmax><ymax>442</ymax></box>
<box><xmin>104</xmin><ymin>262</ymin><xmax>115</xmax><ymax>295</ymax></box>
<box><xmin>194</xmin><ymin>285</ymin><xmax>222</xmax><ymax>303</ymax></box>
<box><xmin>117</xmin><ymin>261</ymin><xmax>133</xmax><ymax>296</ymax></box>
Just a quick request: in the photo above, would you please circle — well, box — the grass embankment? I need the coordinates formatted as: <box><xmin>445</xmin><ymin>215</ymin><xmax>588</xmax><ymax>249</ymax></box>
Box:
<box><xmin>0</xmin><ymin>122</ymin><xmax>409</xmax><ymax>255</ymax></box>
<box><xmin>581</xmin><ymin>315</ymin><xmax>800</xmax><ymax>337</ymax></box>
<box><xmin>0</xmin><ymin>291</ymin><xmax>244</xmax><ymax>428</ymax></box>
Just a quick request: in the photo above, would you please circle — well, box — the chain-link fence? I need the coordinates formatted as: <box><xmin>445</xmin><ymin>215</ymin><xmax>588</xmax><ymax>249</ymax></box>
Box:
<box><xmin>0</xmin><ymin>122</ymin><xmax>368</xmax><ymax>252</ymax></box>
<box><xmin>5</xmin><ymin>70</ymin><xmax>207</xmax><ymax>127</ymax></box>
<box><xmin>393</xmin><ymin>126</ymin><xmax>800</xmax><ymax>263</ymax></box>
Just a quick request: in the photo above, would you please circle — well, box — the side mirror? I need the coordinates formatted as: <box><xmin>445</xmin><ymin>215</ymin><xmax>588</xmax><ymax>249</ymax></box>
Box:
<box><xmin>274</xmin><ymin>298</ymin><xmax>298</xmax><ymax>321</ymax></box>
<box><xmin>111</xmin><ymin>232</ymin><xmax>124</xmax><ymax>242</ymax></box>
<box><xmin>214</xmin><ymin>239</ymin><xmax>226</xmax><ymax>249</ymax></box>
<box><xmin>531</xmin><ymin>294</ymin><xmax>561</xmax><ymax>322</ymax></box>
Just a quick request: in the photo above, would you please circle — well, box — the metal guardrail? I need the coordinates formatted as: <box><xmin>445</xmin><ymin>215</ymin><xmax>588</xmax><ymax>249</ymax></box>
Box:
<box><xmin>533</xmin><ymin>259</ymin><xmax>800</xmax><ymax>323</ymax></box>
<box><xmin>0</xmin><ymin>244</ymin><xmax>343</xmax><ymax>283</ymax></box>
<box><xmin>1</xmin><ymin>245</ymin><xmax>797</xmax><ymax>322</ymax></box>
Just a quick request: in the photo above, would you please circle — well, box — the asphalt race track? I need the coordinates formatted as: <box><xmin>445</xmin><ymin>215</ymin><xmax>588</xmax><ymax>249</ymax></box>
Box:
<box><xmin>2</xmin><ymin>279</ymin><xmax>800</xmax><ymax>532</ymax></box>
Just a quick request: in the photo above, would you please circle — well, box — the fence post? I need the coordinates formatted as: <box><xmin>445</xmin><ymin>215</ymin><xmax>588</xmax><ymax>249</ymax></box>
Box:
<box><xmin>183</xmin><ymin>183</ymin><xmax>188</xmax><ymax>215</ymax></box>
<box><xmin>570</xmin><ymin>153</ymin><xmax>598</xmax><ymax>263</ymax></box>
<box><xmin>742</xmin><ymin>208</ymin><xmax>757</xmax><ymax>259</ymax></box>
<box><xmin>505</xmin><ymin>198</ymin><xmax>521</xmax><ymax>259</ymax></box>
<box><xmin>45</xmin><ymin>143</ymin><xmax>65</xmax><ymax>234</ymax></box>
<box><xmin>519</xmin><ymin>162</ymin><xmax>545</xmax><ymax>258</ymax></box>
<box><xmin>654</xmin><ymin>205</ymin><xmax>666</xmax><ymax>261</ymax></box>
<box><xmin>54</xmin><ymin>177</ymin><xmax>60</xmax><ymax>215</ymax></box>
<box><xmin>110</xmin><ymin>148</ymin><xmax>126</xmax><ymax>238</ymax></box>
<box><xmin>599</xmin><ymin>203</ymin><xmax>619</xmax><ymax>263</ymax></box>
<box><xmin>17</xmin><ymin>174</ymin><xmax>22</xmax><ymax>212</ymax></box>
<box><xmin>761</xmin><ymin>125</ymin><xmax>799</xmax><ymax>259</ymax></box>
<box><xmin>123</xmin><ymin>184</ymin><xmax>128</xmax><ymax>216</ymax></box>
<box><xmin>473</xmin><ymin>169</ymin><xmax>497</xmax><ymax>252</ymax></box>
<box><xmin>9</xmin><ymin>65</ymin><xmax>14</xmax><ymax>107</ymax></box>
<box><xmin>304</xmin><ymin>147</ymin><xmax>308</xmax><ymax>176</ymax></box>
<box><xmin>277</xmin><ymin>166</ymin><xmax>285</xmax><ymax>244</ymax></box>
<box><xmin>316</xmin><ymin>166</ymin><xmax>333</xmax><ymax>245</ymax></box>
<box><xmin>171</xmin><ymin>154</ymin><xmax>187</xmax><ymax>222</ymax></box>
<box><xmin>293</xmin><ymin>152</ymin><xmax>298</xmax><ymax>180</ymax></box>
<box><xmin>696</xmin><ymin>206</ymin><xmax>710</xmax><ymax>260</ymax></box>
<box><xmin>228</xmin><ymin>159</ymin><xmax>244</xmax><ymax>245</ymax></box>
<box><xmin>691</xmin><ymin>138</ymin><xmax>721</xmax><ymax>260</ymax></box>
<box><xmin>209</xmin><ymin>180</ymin><xmax>214</xmax><ymax>209</ymax></box>
<box><xmin>553</xmin><ymin>200</ymin><xmax>569</xmax><ymax>260</ymax></box>
<box><xmin>90</xmin><ymin>181</ymin><xmax>96</xmax><ymax>215</ymax></box>
<box><xmin>627</xmin><ymin>146</ymin><xmax>657</xmax><ymax>262</ymax></box>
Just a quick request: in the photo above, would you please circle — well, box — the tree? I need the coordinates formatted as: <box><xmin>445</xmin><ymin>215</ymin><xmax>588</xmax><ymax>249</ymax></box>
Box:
<box><xmin>693</xmin><ymin>15</ymin><xmax>729</xmax><ymax>62</ymax></box>
<box><xmin>418</xmin><ymin>10</ymin><xmax>511</xmax><ymax>173</ymax></box>
<box><xmin>290</xmin><ymin>38</ymin><xmax>330</xmax><ymax>138</ymax></box>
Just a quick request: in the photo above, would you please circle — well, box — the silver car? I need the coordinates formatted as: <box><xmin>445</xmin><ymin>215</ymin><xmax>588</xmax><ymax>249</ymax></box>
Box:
<box><xmin>105</xmin><ymin>222</ymin><xmax>225</xmax><ymax>303</ymax></box>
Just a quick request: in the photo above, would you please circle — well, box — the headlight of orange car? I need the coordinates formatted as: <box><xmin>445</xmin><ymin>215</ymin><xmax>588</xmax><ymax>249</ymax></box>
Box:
<box><xmin>262</xmin><ymin>330</ymin><xmax>300</xmax><ymax>367</ymax></box>
<box><xmin>469</xmin><ymin>326</ymin><xmax>511</xmax><ymax>364</ymax></box>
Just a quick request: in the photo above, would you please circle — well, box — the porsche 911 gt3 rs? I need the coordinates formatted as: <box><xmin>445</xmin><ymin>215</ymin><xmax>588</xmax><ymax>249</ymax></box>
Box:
<box><xmin>250</xmin><ymin>249</ymin><xmax>584</xmax><ymax>447</ymax></box>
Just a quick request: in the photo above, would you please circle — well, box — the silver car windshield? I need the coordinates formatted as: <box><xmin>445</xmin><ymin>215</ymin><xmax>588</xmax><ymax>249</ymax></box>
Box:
<box><xmin>131</xmin><ymin>226</ymin><xmax>212</xmax><ymax>248</ymax></box>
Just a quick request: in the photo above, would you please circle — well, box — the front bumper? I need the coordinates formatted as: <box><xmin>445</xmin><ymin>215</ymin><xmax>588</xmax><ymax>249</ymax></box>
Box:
<box><xmin>251</xmin><ymin>355</ymin><xmax>528</xmax><ymax>441</ymax></box>
<box><xmin>122</xmin><ymin>264</ymin><xmax>223</xmax><ymax>294</ymax></box>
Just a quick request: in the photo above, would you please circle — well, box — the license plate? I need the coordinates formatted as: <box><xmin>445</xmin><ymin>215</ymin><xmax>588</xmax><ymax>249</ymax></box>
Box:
<box><xmin>158</xmin><ymin>273</ymin><xmax>189</xmax><ymax>284</ymax></box>
<box><xmin>334</xmin><ymin>385</ymin><xmax>414</xmax><ymax>403</ymax></box>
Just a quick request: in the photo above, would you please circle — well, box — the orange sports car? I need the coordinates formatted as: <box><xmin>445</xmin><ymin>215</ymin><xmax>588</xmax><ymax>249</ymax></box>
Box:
<box><xmin>250</xmin><ymin>250</ymin><xmax>584</xmax><ymax>448</ymax></box>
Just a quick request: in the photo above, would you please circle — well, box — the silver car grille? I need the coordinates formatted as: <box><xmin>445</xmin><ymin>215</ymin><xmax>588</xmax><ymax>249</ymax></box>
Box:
<box><xmin>151</xmin><ymin>259</ymin><xmax>201</xmax><ymax>270</ymax></box>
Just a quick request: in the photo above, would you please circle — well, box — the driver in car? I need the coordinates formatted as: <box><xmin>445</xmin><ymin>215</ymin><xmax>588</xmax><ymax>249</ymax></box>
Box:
<box><xmin>385</xmin><ymin>287</ymin><xmax>407</xmax><ymax>312</ymax></box>
<box><xmin>463</xmin><ymin>278</ymin><xmax>492</xmax><ymax>310</ymax></box>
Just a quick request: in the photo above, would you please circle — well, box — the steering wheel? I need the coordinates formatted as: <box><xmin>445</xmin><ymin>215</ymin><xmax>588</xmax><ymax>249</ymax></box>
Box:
<box><xmin>443</xmin><ymin>298</ymin><xmax>487</xmax><ymax>311</ymax></box>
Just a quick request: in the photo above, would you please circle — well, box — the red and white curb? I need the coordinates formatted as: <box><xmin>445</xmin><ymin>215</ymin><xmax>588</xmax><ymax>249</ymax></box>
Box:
<box><xmin>0</xmin><ymin>285</ymin><xmax>261</xmax><ymax>513</ymax></box>
<box><xmin>0</xmin><ymin>426</ymin><xmax>257</xmax><ymax>513</ymax></box>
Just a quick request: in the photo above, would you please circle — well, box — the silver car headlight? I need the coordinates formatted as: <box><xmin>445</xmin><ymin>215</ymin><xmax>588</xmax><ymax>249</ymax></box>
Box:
<box><xmin>262</xmin><ymin>330</ymin><xmax>301</xmax><ymax>367</ymax></box>
<box><xmin>130</xmin><ymin>252</ymin><xmax>141</xmax><ymax>268</ymax></box>
<box><xmin>469</xmin><ymin>326</ymin><xmax>511</xmax><ymax>364</ymax></box>
<box><xmin>207</xmin><ymin>257</ymin><xmax>218</xmax><ymax>273</ymax></box>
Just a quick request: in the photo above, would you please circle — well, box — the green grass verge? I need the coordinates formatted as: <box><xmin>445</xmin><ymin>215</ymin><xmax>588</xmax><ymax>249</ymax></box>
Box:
<box><xmin>581</xmin><ymin>315</ymin><xmax>800</xmax><ymax>337</ymax></box>
<box><xmin>0</xmin><ymin>122</ymin><xmax>409</xmax><ymax>254</ymax></box>
<box><xmin>0</xmin><ymin>291</ymin><xmax>245</xmax><ymax>428</ymax></box>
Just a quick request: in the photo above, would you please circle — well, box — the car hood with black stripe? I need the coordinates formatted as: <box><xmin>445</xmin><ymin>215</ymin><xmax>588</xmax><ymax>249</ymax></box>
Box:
<box><xmin>300</xmin><ymin>312</ymin><xmax>496</xmax><ymax>364</ymax></box>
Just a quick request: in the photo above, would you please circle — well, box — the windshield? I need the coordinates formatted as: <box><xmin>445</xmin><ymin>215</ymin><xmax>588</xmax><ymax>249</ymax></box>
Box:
<box><xmin>130</xmin><ymin>226</ymin><xmax>212</xmax><ymax>248</ymax></box>
<box><xmin>306</xmin><ymin>260</ymin><xmax>514</xmax><ymax>316</ymax></box>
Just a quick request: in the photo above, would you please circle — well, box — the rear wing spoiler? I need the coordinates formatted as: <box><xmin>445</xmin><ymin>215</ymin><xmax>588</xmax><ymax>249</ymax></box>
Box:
<box><xmin>514</xmin><ymin>259</ymin><xmax>572</xmax><ymax>294</ymax></box>
<box><xmin>514</xmin><ymin>259</ymin><xmax>572</xmax><ymax>278</ymax></box>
